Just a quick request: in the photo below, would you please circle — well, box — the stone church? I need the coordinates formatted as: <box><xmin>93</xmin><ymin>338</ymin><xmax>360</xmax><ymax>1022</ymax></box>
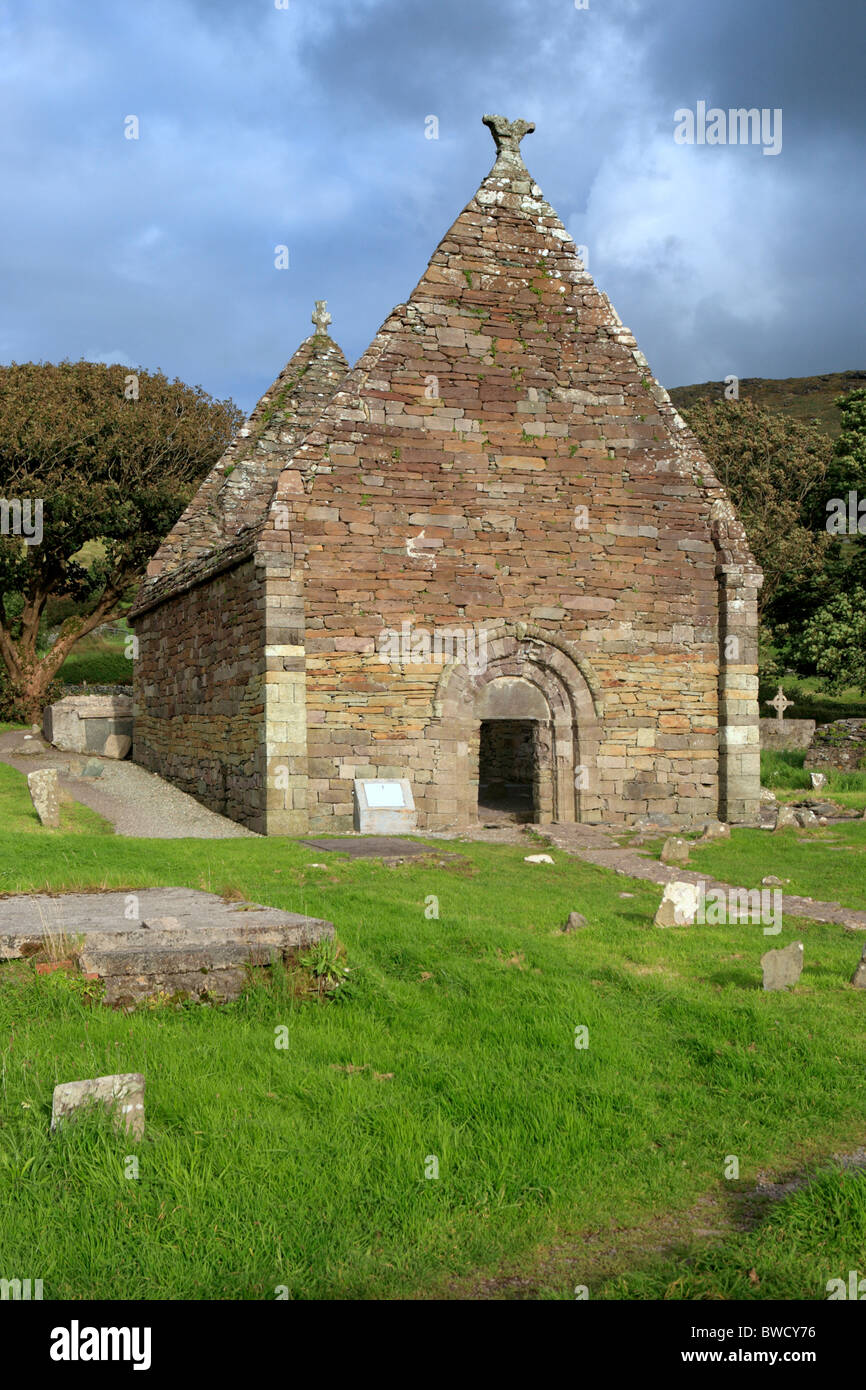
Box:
<box><xmin>130</xmin><ymin>115</ymin><xmax>762</xmax><ymax>835</ymax></box>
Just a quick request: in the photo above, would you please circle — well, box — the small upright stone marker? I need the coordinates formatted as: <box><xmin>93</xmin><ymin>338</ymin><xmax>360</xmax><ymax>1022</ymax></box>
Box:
<box><xmin>561</xmin><ymin>911</ymin><xmax>588</xmax><ymax>932</ymax></box>
<box><xmin>699</xmin><ymin>820</ymin><xmax>731</xmax><ymax>842</ymax></box>
<box><xmin>654</xmin><ymin>881</ymin><xmax>701</xmax><ymax>927</ymax></box>
<box><xmin>51</xmin><ymin>1073</ymin><xmax>145</xmax><ymax>1140</ymax></box>
<box><xmin>27</xmin><ymin>768</ymin><xmax>60</xmax><ymax>828</ymax></box>
<box><xmin>760</xmin><ymin>941</ymin><xmax>803</xmax><ymax>991</ymax></box>
<box><xmin>851</xmin><ymin>943</ymin><xmax>866</xmax><ymax>989</ymax></box>
<box><xmin>810</xmin><ymin>772</ymin><xmax>827</xmax><ymax>790</ymax></box>
<box><xmin>660</xmin><ymin>836</ymin><xmax>690</xmax><ymax>866</ymax></box>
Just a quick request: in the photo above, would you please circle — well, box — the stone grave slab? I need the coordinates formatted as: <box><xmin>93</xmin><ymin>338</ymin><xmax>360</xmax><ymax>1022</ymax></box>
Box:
<box><xmin>0</xmin><ymin>887</ymin><xmax>333</xmax><ymax>1007</ymax></box>
<box><xmin>301</xmin><ymin>836</ymin><xmax>459</xmax><ymax>864</ymax></box>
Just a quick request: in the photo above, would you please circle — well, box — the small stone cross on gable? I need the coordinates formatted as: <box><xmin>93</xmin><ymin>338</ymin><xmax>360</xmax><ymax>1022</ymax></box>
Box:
<box><xmin>312</xmin><ymin>300</ymin><xmax>331</xmax><ymax>336</ymax></box>
<box><xmin>482</xmin><ymin>114</ymin><xmax>536</xmax><ymax>170</ymax></box>
<box><xmin>766</xmin><ymin>685</ymin><xmax>794</xmax><ymax>721</ymax></box>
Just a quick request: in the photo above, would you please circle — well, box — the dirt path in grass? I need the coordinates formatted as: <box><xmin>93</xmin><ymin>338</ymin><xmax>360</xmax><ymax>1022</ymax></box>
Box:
<box><xmin>0</xmin><ymin>732</ymin><xmax>257</xmax><ymax>839</ymax></box>
<box><xmin>538</xmin><ymin>822</ymin><xmax>866</xmax><ymax>931</ymax></box>
<box><xmin>435</xmin><ymin>1145</ymin><xmax>866</xmax><ymax>1300</ymax></box>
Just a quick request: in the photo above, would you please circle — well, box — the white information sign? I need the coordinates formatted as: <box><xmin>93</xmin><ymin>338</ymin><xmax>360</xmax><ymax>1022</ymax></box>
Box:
<box><xmin>364</xmin><ymin>781</ymin><xmax>406</xmax><ymax>810</ymax></box>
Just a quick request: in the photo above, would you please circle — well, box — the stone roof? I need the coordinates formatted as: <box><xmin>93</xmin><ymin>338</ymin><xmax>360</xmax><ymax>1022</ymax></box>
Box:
<box><xmin>132</xmin><ymin>306</ymin><xmax>347</xmax><ymax>612</ymax></box>
<box><xmin>255</xmin><ymin>115</ymin><xmax>759</xmax><ymax>612</ymax></box>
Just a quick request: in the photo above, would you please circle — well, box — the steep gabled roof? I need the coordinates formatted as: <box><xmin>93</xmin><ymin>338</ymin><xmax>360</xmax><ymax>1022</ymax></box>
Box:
<box><xmin>140</xmin><ymin>303</ymin><xmax>348</xmax><ymax>587</ymax></box>
<box><xmin>256</xmin><ymin>116</ymin><xmax>759</xmax><ymax>614</ymax></box>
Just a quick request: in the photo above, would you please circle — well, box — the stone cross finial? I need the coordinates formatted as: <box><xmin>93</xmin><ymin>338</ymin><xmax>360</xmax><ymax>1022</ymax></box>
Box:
<box><xmin>766</xmin><ymin>685</ymin><xmax>794</xmax><ymax>722</ymax></box>
<box><xmin>482</xmin><ymin>113</ymin><xmax>536</xmax><ymax>170</ymax></box>
<box><xmin>312</xmin><ymin>300</ymin><xmax>331</xmax><ymax>336</ymax></box>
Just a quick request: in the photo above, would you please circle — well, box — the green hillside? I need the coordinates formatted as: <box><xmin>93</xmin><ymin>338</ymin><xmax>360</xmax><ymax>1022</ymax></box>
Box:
<box><xmin>668</xmin><ymin>370</ymin><xmax>866</xmax><ymax>437</ymax></box>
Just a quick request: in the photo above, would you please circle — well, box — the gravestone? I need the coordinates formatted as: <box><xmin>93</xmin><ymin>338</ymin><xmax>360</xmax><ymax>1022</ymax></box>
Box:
<box><xmin>27</xmin><ymin>768</ymin><xmax>60</xmax><ymax>828</ymax></box>
<box><xmin>699</xmin><ymin>819</ymin><xmax>731</xmax><ymax>841</ymax></box>
<box><xmin>353</xmin><ymin>779</ymin><xmax>416</xmax><ymax>834</ymax></box>
<box><xmin>561</xmin><ymin>911</ymin><xmax>588</xmax><ymax>931</ymax></box>
<box><xmin>660</xmin><ymin>836</ymin><xmax>690</xmax><ymax>866</ymax></box>
<box><xmin>761</xmin><ymin>941</ymin><xmax>804</xmax><ymax>991</ymax></box>
<box><xmin>654</xmin><ymin>881</ymin><xmax>701</xmax><ymax>927</ymax></box>
<box><xmin>765</xmin><ymin>686</ymin><xmax>794</xmax><ymax>721</ymax></box>
<box><xmin>51</xmin><ymin>1073</ymin><xmax>145</xmax><ymax>1140</ymax></box>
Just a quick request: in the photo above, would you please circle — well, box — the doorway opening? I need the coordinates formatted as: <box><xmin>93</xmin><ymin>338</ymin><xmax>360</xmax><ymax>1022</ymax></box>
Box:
<box><xmin>477</xmin><ymin>719</ymin><xmax>538</xmax><ymax>824</ymax></box>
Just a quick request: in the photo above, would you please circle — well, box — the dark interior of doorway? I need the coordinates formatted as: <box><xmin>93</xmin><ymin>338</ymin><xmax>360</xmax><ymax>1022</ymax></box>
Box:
<box><xmin>477</xmin><ymin>719</ymin><xmax>536</xmax><ymax>825</ymax></box>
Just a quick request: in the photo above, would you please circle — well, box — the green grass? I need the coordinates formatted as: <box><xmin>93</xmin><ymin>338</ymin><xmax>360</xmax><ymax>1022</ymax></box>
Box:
<box><xmin>597</xmin><ymin>1167</ymin><xmax>866</xmax><ymax>1301</ymax></box>
<box><xmin>56</xmin><ymin>634</ymin><xmax>131</xmax><ymax>686</ymax></box>
<box><xmin>635</xmin><ymin>808</ymin><xmax>866</xmax><ymax>914</ymax></box>
<box><xmin>1</xmin><ymin>755</ymin><xmax>866</xmax><ymax>1297</ymax></box>
<box><xmin>761</xmin><ymin>748</ymin><xmax>866</xmax><ymax>811</ymax></box>
<box><xmin>0</xmin><ymin>762</ymin><xmax>113</xmax><ymax>836</ymax></box>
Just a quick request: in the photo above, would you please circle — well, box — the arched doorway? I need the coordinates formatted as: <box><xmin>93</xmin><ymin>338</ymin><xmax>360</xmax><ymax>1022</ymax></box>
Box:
<box><xmin>430</xmin><ymin>626</ymin><xmax>603</xmax><ymax>826</ymax></box>
<box><xmin>475</xmin><ymin>676</ymin><xmax>551</xmax><ymax>824</ymax></box>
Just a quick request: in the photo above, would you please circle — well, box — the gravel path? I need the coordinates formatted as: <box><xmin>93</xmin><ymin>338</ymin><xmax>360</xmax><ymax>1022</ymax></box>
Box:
<box><xmin>0</xmin><ymin>732</ymin><xmax>258</xmax><ymax>839</ymax></box>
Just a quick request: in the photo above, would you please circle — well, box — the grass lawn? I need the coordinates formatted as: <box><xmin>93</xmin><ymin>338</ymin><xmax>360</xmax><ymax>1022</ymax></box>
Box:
<box><xmin>596</xmin><ymin>1166</ymin><xmax>866</xmax><ymax>1301</ymax></box>
<box><xmin>761</xmin><ymin>748</ymin><xmax>866</xmax><ymax>812</ymax></box>
<box><xmin>635</xmin><ymin>820</ymin><xmax>866</xmax><ymax>914</ymax></box>
<box><xmin>0</xmin><ymin>762</ymin><xmax>113</xmax><ymax>836</ymax></box>
<box><xmin>1</xmin><ymin>767</ymin><xmax>865</xmax><ymax>1299</ymax></box>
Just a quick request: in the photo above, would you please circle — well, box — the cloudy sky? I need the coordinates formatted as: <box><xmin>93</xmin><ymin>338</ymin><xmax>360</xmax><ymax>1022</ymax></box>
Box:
<box><xmin>1</xmin><ymin>0</ymin><xmax>863</xmax><ymax>414</ymax></box>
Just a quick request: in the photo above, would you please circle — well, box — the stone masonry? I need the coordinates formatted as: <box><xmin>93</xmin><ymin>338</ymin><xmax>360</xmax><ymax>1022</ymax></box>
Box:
<box><xmin>131</xmin><ymin>117</ymin><xmax>763</xmax><ymax>835</ymax></box>
<box><xmin>131</xmin><ymin>310</ymin><xmax>348</xmax><ymax>829</ymax></box>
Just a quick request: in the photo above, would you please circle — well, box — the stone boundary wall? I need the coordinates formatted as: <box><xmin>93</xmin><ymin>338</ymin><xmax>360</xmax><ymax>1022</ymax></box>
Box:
<box><xmin>804</xmin><ymin>718</ymin><xmax>866</xmax><ymax>772</ymax></box>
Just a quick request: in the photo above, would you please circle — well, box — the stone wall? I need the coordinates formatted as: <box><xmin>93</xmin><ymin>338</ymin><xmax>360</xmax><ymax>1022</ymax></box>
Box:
<box><xmin>132</xmin><ymin>557</ymin><xmax>267</xmax><ymax>830</ymax></box>
<box><xmin>804</xmin><ymin>719</ymin><xmax>866</xmax><ymax>772</ymax></box>
<box><xmin>760</xmin><ymin>718</ymin><xmax>816</xmax><ymax>750</ymax></box>
<box><xmin>255</xmin><ymin>120</ymin><xmax>762</xmax><ymax>834</ymax></box>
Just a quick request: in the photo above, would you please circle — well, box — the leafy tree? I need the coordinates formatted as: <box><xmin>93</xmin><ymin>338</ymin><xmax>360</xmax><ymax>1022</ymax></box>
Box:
<box><xmin>823</xmin><ymin>387</ymin><xmax>866</xmax><ymax>514</ymax></box>
<box><xmin>801</xmin><ymin>587</ymin><xmax>866</xmax><ymax>693</ymax></box>
<box><xmin>682</xmin><ymin>398</ymin><xmax>832</xmax><ymax>619</ymax></box>
<box><xmin>0</xmin><ymin>360</ymin><xmax>242</xmax><ymax>721</ymax></box>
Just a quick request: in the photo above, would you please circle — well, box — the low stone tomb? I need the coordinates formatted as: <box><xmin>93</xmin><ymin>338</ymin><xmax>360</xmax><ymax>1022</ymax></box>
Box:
<box><xmin>43</xmin><ymin>694</ymin><xmax>133</xmax><ymax>758</ymax></box>
<box><xmin>0</xmin><ymin>887</ymin><xmax>334</xmax><ymax>1007</ymax></box>
<box><xmin>805</xmin><ymin>719</ymin><xmax>866</xmax><ymax>774</ymax></box>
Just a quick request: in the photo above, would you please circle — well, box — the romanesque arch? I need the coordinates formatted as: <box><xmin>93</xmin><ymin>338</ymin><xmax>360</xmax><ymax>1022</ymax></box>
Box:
<box><xmin>429</xmin><ymin>625</ymin><xmax>603</xmax><ymax>825</ymax></box>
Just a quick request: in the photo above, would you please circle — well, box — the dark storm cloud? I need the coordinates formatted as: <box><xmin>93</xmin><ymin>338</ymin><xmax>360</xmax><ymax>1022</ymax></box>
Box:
<box><xmin>0</xmin><ymin>0</ymin><xmax>862</xmax><ymax>411</ymax></box>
